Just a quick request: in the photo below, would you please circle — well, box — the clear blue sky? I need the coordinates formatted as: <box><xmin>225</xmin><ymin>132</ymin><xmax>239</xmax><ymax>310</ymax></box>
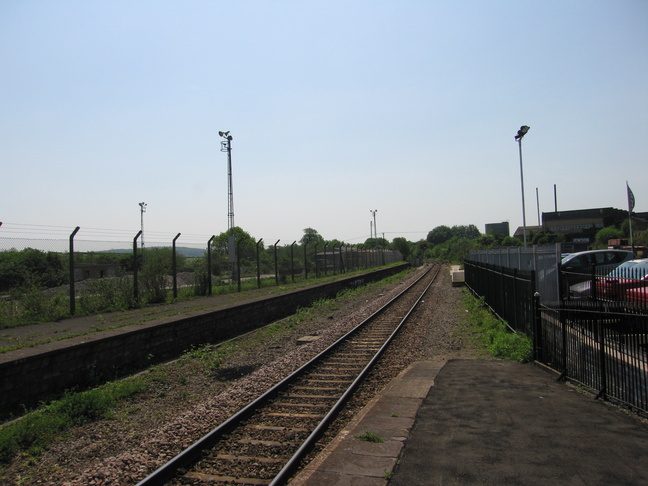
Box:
<box><xmin>2</xmin><ymin>1</ymin><xmax>647</xmax><ymax>248</ymax></box>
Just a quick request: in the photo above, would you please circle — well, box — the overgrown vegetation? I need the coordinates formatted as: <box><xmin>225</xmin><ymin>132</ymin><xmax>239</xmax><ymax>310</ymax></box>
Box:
<box><xmin>463</xmin><ymin>291</ymin><xmax>532</xmax><ymax>363</ymax></box>
<box><xmin>0</xmin><ymin>379</ymin><xmax>146</xmax><ymax>463</ymax></box>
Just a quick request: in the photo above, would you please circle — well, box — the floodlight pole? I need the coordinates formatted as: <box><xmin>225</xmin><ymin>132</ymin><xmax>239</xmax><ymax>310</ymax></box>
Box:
<box><xmin>514</xmin><ymin>126</ymin><xmax>530</xmax><ymax>247</ymax></box>
<box><xmin>219</xmin><ymin>130</ymin><xmax>236</xmax><ymax>282</ymax></box>
<box><xmin>139</xmin><ymin>202</ymin><xmax>147</xmax><ymax>253</ymax></box>
<box><xmin>219</xmin><ymin>131</ymin><xmax>234</xmax><ymax>234</ymax></box>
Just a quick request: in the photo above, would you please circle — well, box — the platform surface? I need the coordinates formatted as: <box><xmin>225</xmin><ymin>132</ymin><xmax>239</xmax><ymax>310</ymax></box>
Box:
<box><xmin>293</xmin><ymin>359</ymin><xmax>648</xmax><ymax>486</ymax></box>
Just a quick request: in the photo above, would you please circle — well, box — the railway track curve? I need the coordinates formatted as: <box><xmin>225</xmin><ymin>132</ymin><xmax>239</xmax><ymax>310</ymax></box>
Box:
<box><xmin>137</xmin><ymin>263</ymin><xmax>441</xmax><ymax>486</ymax></box>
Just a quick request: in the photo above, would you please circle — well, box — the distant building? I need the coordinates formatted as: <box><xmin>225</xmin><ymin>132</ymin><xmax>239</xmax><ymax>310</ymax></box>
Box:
<box><xmin>542</xmin><ymin>207</ymin><xmax>627</xmax><ymax>234</ymax></box>
<box><xmin>74</xmin><ymin>263</ymin><xmax>119</xmax><ymax>281</ymax></box>
<box><xmin>485</xmin><ymin>222</ymin><xmax>509</xmax><ymax>237</ymax></box>
<box><xmin>512</xmin><ymin>225</ymin><xmax>542</xmax><ymax>240</ymax></box>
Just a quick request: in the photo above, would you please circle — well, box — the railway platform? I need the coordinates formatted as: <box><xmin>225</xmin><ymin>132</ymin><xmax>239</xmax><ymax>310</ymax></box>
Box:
<box><xmin>293</xmin><ymin>359</ymin><xmax>648</xmax><ymax>486</ymax></box>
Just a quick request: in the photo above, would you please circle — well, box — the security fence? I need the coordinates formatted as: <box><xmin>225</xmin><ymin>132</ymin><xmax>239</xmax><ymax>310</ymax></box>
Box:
<box><xmin>468</xmin><ymin>243</ymin><xmax>562</xmax><ymax>304</ymax></box>
<box><xmin>466</xmin><ymin>251</ymin><xmax>648</xmax><ymax>415</ymax></box>
<box><xmin>0</xmin><ymin>225</ymin><xmax>402</xmax><ymax>328</ymax></box>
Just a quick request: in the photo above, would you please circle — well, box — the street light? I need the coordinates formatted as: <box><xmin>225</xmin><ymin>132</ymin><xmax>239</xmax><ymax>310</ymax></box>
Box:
<box><xmin>514</xmin><ymin>126</ymin><xmax>530</xmax><ymax>247</ymax></box>
<box><xmin>138</xmin><ymin>202</ymin><xmax>147</xmax><ymax>252</ymax></box>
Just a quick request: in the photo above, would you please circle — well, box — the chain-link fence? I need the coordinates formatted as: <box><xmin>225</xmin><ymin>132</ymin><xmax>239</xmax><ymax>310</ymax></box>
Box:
<box><xmin>0</xmin><ymin>224</ymin><xmax>402</xmax><ymax>328</ymax></box>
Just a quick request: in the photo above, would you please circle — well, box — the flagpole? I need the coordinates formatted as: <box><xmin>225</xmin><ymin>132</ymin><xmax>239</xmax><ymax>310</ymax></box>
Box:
<box><xmin>627</xmin><ymin>182</ymin><xmax>635</xmax><ymax>254</ymax></box>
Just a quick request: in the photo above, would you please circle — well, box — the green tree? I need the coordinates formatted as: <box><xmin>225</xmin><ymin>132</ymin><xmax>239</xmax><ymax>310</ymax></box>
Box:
<box><xmin>0</xmin><ymin>248</ymin><xmax>66</xmax><ymax>291</ymax></box>
<box><xmin>210</xmin><ymin>227</ymin><xmax>258</xmax><ymax>277</ymax></box>
<box><xmin>427</xmin><ymin>226</ymin><xmax>453</xmax><ymax>245</ymax></box>
<box><xmin>300</xmin><ymin>228</ymin><xmax>324</xmax><ymax>246</ymax></box>
<box><xmin>392</xmin><ymin>237</ymin><xmax>412</xmax><ymax>261</ymax></box>
<box><xmin>530</xmin><ymin>232</ymin><xmax>565</xmax><ymax>246</ymax></box>
<box><xmin>594</xmin><ymin>226</ymin><xmax>623</xmax><ymax>248</ymax></box>
<box><xmin>451</xmin><ymin>224</ymin><xmax>481</xmax><ymax>240</ymax></box>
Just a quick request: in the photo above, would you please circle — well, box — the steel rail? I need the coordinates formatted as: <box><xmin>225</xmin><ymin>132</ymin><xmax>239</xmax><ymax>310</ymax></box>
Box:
<box><xmin>136</xmin><ymin>264</ymin><xmax>439</xmax><ymax>486</ymax></box>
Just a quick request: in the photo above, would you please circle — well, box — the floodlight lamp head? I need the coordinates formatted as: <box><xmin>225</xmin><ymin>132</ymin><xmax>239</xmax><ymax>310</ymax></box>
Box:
<box><xmin>515</xmin><ymin>125</ymin><xmax>530</xmax><ymax>141</ymax></box>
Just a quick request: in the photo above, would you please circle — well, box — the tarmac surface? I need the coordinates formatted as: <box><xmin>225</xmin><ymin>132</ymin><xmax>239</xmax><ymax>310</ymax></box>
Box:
<box><xmin>293</xmin><ymin>359</ymin><xmax>648</xmax><ymax>486</ymax></box>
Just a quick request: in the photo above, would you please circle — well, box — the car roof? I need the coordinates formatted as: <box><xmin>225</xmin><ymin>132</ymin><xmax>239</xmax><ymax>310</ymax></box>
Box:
<box><xmin>561</xmin><ymin>249</ymin><xmax>634</xmax><ymax>264</ymax></box>
<box><xmin>566</xmin><ymin>249</ymin><xmax>634</xmax><ymax>256</ymax></box>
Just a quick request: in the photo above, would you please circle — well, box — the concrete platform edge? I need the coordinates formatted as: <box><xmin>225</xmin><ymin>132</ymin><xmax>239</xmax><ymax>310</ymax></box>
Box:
<box><xmin>291</xmin><ymin>360</ymin><xmax>446</xmax><ymax>486</ymax></box>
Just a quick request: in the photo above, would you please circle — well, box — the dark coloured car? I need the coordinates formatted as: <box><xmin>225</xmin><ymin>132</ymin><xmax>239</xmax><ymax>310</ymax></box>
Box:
<box><xmin>562</xmin><ymin>249</ymin><xmax>635</xmax><ymax>293</ymax></box>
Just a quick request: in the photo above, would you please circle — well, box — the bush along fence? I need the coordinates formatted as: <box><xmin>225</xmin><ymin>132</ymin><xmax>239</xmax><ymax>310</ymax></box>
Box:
<box><xmin>465</xmin><ymin>258</ymin><xmax>648</xmax><ymax>415</ymax></box>
<box><xmin>0</xmin><ymin>228</ymin><xmax>402</xmax><ymax>328</ymax></box>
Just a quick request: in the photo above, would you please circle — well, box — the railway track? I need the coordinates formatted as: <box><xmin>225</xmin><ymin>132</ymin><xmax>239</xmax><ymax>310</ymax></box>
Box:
<box><xmin>137</xmin><ymin>263</ymin><xmax>440</xmax><ymax>486</ymax></box>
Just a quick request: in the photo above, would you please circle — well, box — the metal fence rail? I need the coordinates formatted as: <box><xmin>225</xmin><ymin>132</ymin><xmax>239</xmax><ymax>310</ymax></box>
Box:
<box><xmin>0</xmin><ymin>227</ymin><xmax>403</xmax><ymax>327</ymax></box>
<box><xmin>466</xmin><ymin>256</ymin><xmax>648</xmax><ymax>415</ymax></box>
<box><xmin>463</xmin><ymin>260</ymin><xmax>535</xmax><ymax>335</ymax></box>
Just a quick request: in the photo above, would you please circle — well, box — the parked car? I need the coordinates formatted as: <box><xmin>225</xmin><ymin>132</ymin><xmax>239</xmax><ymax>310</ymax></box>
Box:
<box><xmin>571</xmin><ymin>259</ymin><xmax>648</xmax><ymax>300</ymax></box>
<box><xmin>595</xmin><ymin>259</ymin><xmax>648</xmax><ymax>300</ymax></box>
<box><xmin>562</xmin><ymin>249</ymin><xmax>635</xmax><ymax>298</ymax></box>
<box><xmin>626</xmin><ymin>286</ymin><xmax>648</xmax><ymax>304</ymax></box>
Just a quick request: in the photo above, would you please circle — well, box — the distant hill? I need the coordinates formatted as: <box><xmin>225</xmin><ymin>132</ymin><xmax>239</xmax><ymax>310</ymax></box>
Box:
<box><xmin>102</xmin><ymin>247</ymin><xmax>206</xmax><ymax>258</ymax></box>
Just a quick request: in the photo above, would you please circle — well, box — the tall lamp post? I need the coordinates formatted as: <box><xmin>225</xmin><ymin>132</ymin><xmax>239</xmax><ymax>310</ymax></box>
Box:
<box><xmin>514</xmin><ymin>125</ymin><xmax>530</xmax><ymax>247</ymax></box>
<box><xmin>219</xmin><ymin>131</ymin><xmax>234</xmax><ymax>233</ymax></box>
<box><xmin>139</xmin><ymin>202</ymin><xmax>147</xmax><ymax>253</ymax></box>
<box><xmin>370</xmin><ymin>209</ymin><xmax>377</xmax><ymax>244</ymax></box>
<box><xmin>219</xmin><ymin>130</ymin><xmax>236</xmax><ymax>281</ymax></box>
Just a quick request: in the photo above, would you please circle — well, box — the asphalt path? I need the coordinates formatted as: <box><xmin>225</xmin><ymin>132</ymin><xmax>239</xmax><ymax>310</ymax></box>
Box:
<box><xmin>390</xmin><ymin>359</ymin><xmax>648</xmax><ymax>486</ymax></box>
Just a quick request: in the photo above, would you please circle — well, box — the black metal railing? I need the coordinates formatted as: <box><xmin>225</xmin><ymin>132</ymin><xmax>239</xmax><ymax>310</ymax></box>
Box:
<box><xmin>465</xmin><ymin>259</ymin><xmax>648</xmax><ymax>415</ymax></box>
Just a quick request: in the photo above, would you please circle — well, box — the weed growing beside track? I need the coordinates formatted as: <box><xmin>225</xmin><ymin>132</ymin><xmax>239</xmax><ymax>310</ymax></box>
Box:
<box><xmin>462</xmin><ymin>290</ymin><xmax>533</xmax><ymax>362</ymax></box>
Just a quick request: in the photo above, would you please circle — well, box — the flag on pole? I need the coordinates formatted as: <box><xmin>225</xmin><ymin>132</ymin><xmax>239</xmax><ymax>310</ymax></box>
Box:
<box><xmin>627</xmin><ymin>182</ymin><xmax>635</xmax><ymax>212</ymax></box>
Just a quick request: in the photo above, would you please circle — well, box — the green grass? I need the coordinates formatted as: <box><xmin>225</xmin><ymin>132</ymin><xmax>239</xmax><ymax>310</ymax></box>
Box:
<box><xmin>0</xmin><ymin>378</ymin><xmax>146</xmax><ymax>463</ymax></box>
<box><xmin>463</xmin><ymin>291</ymin><xmax>533</xmax><ymax>363</ymax></box>
<box><xmin>356</xmin><ymin>430</ymin><xmax>384</xmax><ymax>443</ymax></box>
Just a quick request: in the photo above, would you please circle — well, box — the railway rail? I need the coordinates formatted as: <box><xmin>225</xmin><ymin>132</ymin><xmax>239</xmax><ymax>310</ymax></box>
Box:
<box><xmin>137</xmin><ymin>263</ymin><xmax>440</xmax><ymax>486</ymax></box>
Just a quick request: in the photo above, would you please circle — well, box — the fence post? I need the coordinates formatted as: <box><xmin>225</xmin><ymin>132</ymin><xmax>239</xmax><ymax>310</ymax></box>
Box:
<box><xmin>315</xmin><ymin>244</ymin><xmax>319</xmax><ymax>278</ymax></box>
<box><xmin>274</xmin><ymin>239</ymin><xmax>280</xmax><ymax>285</ymax></box>
<box><xmin>207</xmin><ymin>236</ymin><xmax>215</xmax><ymax>295</ymax></box>
<box><xmin>257</xmin><ymin>238</ymin><xmax>263</xmax><ymax>288</ymax></box>
<box><xmin>595</xmin><ymin>310</ymin><xmax>608</xmax><ymax>400</ymax></box>
<box><xmin>323</xmin><ymin>244</ymin><xmax>328</xmax><ymax>276</ymax></box>
<box><xmin>291</xmin><ymin>241</ymin><xmax>296</xmax><ymax>282</ymax></box>
<box><xmin>533</xmin><ymin>291</ymin><xmax>542</xmax><ymax>361</ymax></box>
<box><xmin>237</xmin><ymin>238</ymin><xmax>242</xmax><ymax>292</ymax></box>
<box><xmin>133</xmin><ymin>230</ymin><xmax>142</xmax><ymax>302</ymax></box>
<box><xmin>69</xmin><ymin>226</ymin><xmax>80</xmax><ymax>315</ymax></box>
<box><xmin>172</xmin><ymin>233</ymin><xmax>181</xmax><ymax>299</ymax></box>
<box><xmin>303</xmin><ymin>243</ymin><xmax>308</xmax><ymax>279</ymax></box>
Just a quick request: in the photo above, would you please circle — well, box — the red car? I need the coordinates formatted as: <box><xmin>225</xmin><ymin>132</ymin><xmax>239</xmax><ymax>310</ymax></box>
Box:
<box><xmin>595</xmin><ymin>259</ymin><xmax>648</xmax><ymax>301</ymax></box>
<box><xmin>626</xmin><ymin>286</ymin><xmax>648</xmax><ymax>304</ymax></box>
